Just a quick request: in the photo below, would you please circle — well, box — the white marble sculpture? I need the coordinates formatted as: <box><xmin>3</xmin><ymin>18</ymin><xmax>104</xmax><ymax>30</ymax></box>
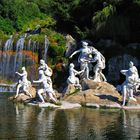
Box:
<box><xmin>70</xmin><ymin>41</ymin><xmax>106</xmax><ymax>82</ymax></box>
<box><xmin>120</xmin><ymin>61</ymin><xmax>139</xmax><ymax>106</ymax></box>
<box><xmin>91</xmin><ymin>48</ymin><xmax>106</xmax><ymax>82</ymax></box>
<box><xmin>38</xmin><ymin>59</ymin><xmax>53</xmax><ymax>84</ymax></box>
<box><xmin>33</xmin><ymin>70</ymin><xmax>57</xmax><ymax>103</ymax></box>
<box><xmin>39</xmin><ymin>59</ymin><xmax>52</xmax><ymax>76</ymax></box>
<box><xmin>70</xmin><ymin>41</ymin><xmax>92</xmax><ymax>80</ymax></box>
<box><xmin>15</xmin><ymin>67</ymin><xmax>32</xmax><ymax>98</ymax></box>
<box><xmin>67</xmin><ymin>63</ymin><xmax>83</xmax><ymax>89</ymax></box>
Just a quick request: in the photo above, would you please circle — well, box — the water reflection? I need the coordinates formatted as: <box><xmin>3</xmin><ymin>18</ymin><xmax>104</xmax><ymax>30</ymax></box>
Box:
<box><xmin>0</xmin><ymin>93</ymin><xmax>140</xmax><ymax>140</ymax></box>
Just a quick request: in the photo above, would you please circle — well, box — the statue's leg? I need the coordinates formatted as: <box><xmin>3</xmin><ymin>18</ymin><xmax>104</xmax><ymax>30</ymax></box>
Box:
<box><xmin>85</xmin><ymin>66</ymin><xmax>90</xmax><ymax>80</ymax></box>
<box><xmin>94</xmin><ymin>66</ymin><xmax>99</xmax><ymax>81</ymax></box>
<box><xmin>15</xmin><ymin>84</ymin><xmax>22</xmax><ymax>98</ymax></box>
<box><xmin>122</xmin><ymin>86</ymin><xmax>127</xmax><ymax>106</ymax></box>
<box><xmin>38</xmin><ymin>89</ymin><xmax>45</xmax><ymax>103</ymax></box>
<box><xmin>23</xmin><ymin>86</ymin><xmax>32</xmax><ymax>97</ymax></box>
<box><xmin>129</xmin><ymin>88</ymin><xmax>137</xmax><ymax>101</ymax></box>
<box><xmin>80</xmin><ymin>63</ymin><xmax>90</xmax><ymax>80</ymax></box>
<box><xmin>48</xmin><ymin>92</ymin><xmax>57</xmax><ymax>103</ymax></box>
<box><xmin>75</xmin><ymin>78</ymin><xmax>82</xmax><ymax>90</ymax></box>
<box><xmin>100</xmin><ymin>71</ymin><xmax>107</xmax><ymax>82</ymax></box>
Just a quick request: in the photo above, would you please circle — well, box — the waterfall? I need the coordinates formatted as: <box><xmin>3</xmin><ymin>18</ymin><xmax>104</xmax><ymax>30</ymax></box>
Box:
<box><xmin>0</xmin><ymin>33</ymin><xmax>39</xmax><ymax>83</ymax></box>
<box><xmin>14</xmin><ymin>35</ymin><xmax>25</xmax><ymax>73</ymax></box>
<box><xmin>4</xmin><ymin>35</ymin><xmax>13</xmax><ymax>51</ymax></box>
<box><xmin>0</xmin><ymin>36</ymin><xmax>13</xmax><ymax>79</ymax></box>
<box><xmin>28</xmin><ymin>39</ymin><xmax>31</xmax><ymax>51</ymax></box>
<box><xmin>44</xmin><ymin>35</ymin><xmax>49</xmax><ymax>62</ymax></box>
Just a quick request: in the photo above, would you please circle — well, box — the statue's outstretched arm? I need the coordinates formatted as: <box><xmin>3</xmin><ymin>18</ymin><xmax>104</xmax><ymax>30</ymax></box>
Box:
<box><xmin>120</xmin><ymin>70</ymin><xmax>128</xmax><ymax>75</ymax></box>
<box><xmin>33</xmin><ymin>79</ymin><xmax>43</xmax><ymax>84</ymax></box>
<box><xmin>73</xmin><ymin>69</ymin><xmax>84</xmax><ymax>75</ymax></box>
<box><xmin>15</xmin><ymin>72</ymin><xmax>26</xmax><ymax>77</ymax></box>
<box><xmin>70</xmin><ymin>50</ymin><xmax>80</xmax><ymax>58</ymax></box>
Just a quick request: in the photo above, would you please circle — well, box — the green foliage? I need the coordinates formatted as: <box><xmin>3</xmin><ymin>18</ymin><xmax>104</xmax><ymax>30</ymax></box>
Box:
<box><xmin>0</xmin><ymin>31</ymin><xmax>8</xmax><ymax>48</ymax></box>
<box><xmin>0</xmin><ymin>16</ymin><xmax>15</xmax><ymax>34</ymax></box>
<box><xmin>0</xmin><ymin>0</ymin><xmax>140</xmax><ymax>43</ymax></box>
<box><xmin>92</xmin><ymin>4</ymin><xmax>130</xmax><ymax>41</ymax></box>
<box><xmin>92</xmin><ymin>5</ymin><xmax>116</xmax><ymax>29</ymax></box>
<box><xmin>47</xmin><ymin>30</ymin><xmax>66</xmax><ymax>64</ymax></box>
<box><xmin>22</xmin><ymin>16</ymin><xmax>56</xmax><ymax>32</ymax></box>
<box><xmin>0</xmin><ymin>0</ymin><xmax>46</xmax><ymax>32</ymax></box>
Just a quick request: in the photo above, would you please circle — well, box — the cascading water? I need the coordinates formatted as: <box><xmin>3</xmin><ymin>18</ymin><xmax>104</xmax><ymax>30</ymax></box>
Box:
<box><xmin>0</xmin><ymin>34</ymin><xmax>40</xmax><ymax>84</ymax></box>
<box><xmin>44</xmin><ymin>35</ymin><xmax>49</xmax><ymax>62</ymax></box>
<box><xmin>0</xmin><ymin>35</ymin><xmax>13</xmax><ymax>79</ymax></box>
<box><xmin>14</xmin><ymin>35</ymin><xmax>25</xmax><ymax>73</ymax></box>
<box><xmin>4</xmin><ymin>35</ymin><xmax>13</xmax><ymax>51</ymax></box>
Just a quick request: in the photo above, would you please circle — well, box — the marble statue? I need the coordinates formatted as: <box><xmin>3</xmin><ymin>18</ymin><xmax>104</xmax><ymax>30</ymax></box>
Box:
<box><xmin>33</xmin><ymin>70</ymin><xmax>57</xmax><ymax>103</ymax></box>
<box><xmin>91</xmin><ymin>48</ymin><xmax>107</xmax><ymax>82</ymax></box>
<box><xmin>39</xmin><ymin>59</ymin><xmax>52</xmax><ymax>76</ymax></box>
<box><xmin>69</xmin><ymin>41</ymin><xmax>106</xmax><ymax>81</ymax></box>
<box><xmin>67</xmin><ymin>63</ymin><xmax>83</xmax><ymax>89</ymax></box>
<box><xmin>120</xmin><ymin>61</ymin><xmax>139</xmax><ymax>106</ymax></box>
<box><xmin>70</xmin><ymin>41</ymin><xmax>93</xmax><ymax>80</ymax></box>
<box><xmin>15</xmin><ymin>67</ymin><xmax>32</xmax><ymax>98</ymax></box>
<box><xmin>38</xmin><ymin>59</ymin><xmax>53</xmax><ymax>85</ymax></box>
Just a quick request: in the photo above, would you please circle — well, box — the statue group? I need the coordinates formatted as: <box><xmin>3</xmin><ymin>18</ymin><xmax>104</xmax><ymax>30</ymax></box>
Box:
<box><xmin>69</xmin><ymin>41</ymin><xmax>106</xmax><ymax>82</ymax></box>
<box><xmin>15</xmin><ymin>59</ymin><xmax>57</xmax><ymax>103</ymax></box>
<box><xmin>15</xmin><ymin>35</ymin><xmax>140</xmax><ymax>106</ymax></box>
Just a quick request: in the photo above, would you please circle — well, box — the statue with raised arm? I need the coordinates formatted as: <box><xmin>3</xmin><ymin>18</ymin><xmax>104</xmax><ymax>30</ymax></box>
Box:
<box><xmin>33</xmin><ymin>70</ymin><xmax>57</xmax><ymax>103</ymax></box>
<box><xmin>67</xmin><ymin>63</ymin><xmax>84</xmax><ymax>89</ymax></box>
<box><xmin>91</xmin><ymin>48</ymin><xmax>106</xmax><ymax>82</ymax></box>
<box><xmin>70</xmin><ymin>41</ymin><xmax>92</xmax><ymax>80</ymax></box>
<box><xmin>15</xmin><ymin>67</ymin><xmax>32</xmax><ymax>98</ymax></box>
<box><xmin>120</xmin><ymin>61</ymin><xmax>138</xmax><ymax>106</ymax></box>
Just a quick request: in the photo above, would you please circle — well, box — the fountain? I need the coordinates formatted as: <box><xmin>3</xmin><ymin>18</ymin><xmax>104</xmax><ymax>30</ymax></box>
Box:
<box><xmin>44</xmin><ymin>35</ymin><xmax>49</xmax><ymax>62</ymax></box>
<box><xmin>0</xmin><ymin>34</ymin><xmax>40</xmax><ymax>92</ymax></box>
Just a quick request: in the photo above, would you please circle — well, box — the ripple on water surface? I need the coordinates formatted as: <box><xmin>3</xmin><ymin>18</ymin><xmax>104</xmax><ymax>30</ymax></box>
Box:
<box><xmin>0</xmin><ymin>93</ymin><xmax>140</xmax><ymax>140</ymax></box>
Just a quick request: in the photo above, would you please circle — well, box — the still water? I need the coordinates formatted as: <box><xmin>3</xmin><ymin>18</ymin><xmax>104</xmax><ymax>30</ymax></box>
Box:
<box><xmin>0</xmin><ymin>93</ymin><xmax>140</xmax><ymax>140</ymax></box>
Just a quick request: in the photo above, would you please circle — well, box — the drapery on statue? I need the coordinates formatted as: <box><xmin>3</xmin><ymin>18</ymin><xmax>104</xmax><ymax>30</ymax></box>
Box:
<box><xmin>70</xmin><ymin>41</ymin><xmax>106</xmax><ymax>82</ymax></box>
<box><xmin>67</xmin><ymin>63</ymin><xmax>84</xmax><ymax>89</ymax></box>
<box><xmin>119</xmin><ymin>61</ymin><xmax>139</xmax><ymax>106</ymax></box>
<box><xmin>91</xmin><ymin>48</ymin><xmax>106</xmax><ymax>82</ymax></box>
<box><xmin>33</xmin><ymin>70</ymin><xmax>57</xmax><ymax>103</ymax></box>
<box><xmin>15</xmin><ymin>67</ymin><xmax>32</xmax><ymax>98</ymax></box>
<box><xmin>70</xmin><ymin>41</ymin><xmax>93</xmax><ymax>80</ymax></box>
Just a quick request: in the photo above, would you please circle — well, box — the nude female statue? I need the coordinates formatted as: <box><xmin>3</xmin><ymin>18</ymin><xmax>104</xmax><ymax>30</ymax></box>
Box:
<box><xmin>70</xmin><ymin>41</ymin><xmax>92</xmax><ymax>80</ymax></box>
<box><xmin>67</xmin><ymin>63</ymin><xmax>83</xmax><ymax>89</ymax></box>
<box><xmin>120</xmin><ymin>61</ymin><xmax>138</xmax><ymax>106</ymax></box>
<box><xmin>33</xmin><ymin>70</ymin><xmax>57</xmax><ymax>103</ymax></box>
<box><xmin>15</xmin><ymin>67</ymin><xmax>32</xmax><ymax>98</ymax></box>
